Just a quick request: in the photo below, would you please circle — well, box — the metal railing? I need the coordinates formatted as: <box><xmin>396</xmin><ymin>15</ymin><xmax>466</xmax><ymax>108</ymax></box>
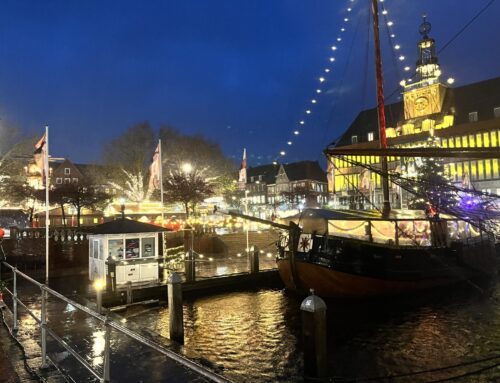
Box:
<box><xmin>0</xmin><ymin>261</ymin><xmax>232</xmax><ymax>383</ymax></box>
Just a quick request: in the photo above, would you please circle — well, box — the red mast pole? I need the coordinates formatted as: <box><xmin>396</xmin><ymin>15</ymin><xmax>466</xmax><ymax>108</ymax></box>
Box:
<box><xmin>371</xmin><ymin>0</ymin><xmax>391</xmax><ymax>216</ymax></box>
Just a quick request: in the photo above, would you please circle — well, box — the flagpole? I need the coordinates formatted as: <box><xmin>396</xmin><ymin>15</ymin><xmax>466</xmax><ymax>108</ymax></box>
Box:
<box><xmin>158</xmin><ymin>139</ymin><xmax>164</xmax><ymax>223</ymax></box>
<box><xmin>45</xmin><ymin>125</ymin><xmax>50</xmax><ymax>284</ymax></box>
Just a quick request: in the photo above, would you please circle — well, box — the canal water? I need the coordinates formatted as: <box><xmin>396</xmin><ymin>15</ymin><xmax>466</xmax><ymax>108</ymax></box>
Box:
<box><xmin>124</xmin><ymin>277</ymin><xmax>500</xmax><ymax>383</ymax></box>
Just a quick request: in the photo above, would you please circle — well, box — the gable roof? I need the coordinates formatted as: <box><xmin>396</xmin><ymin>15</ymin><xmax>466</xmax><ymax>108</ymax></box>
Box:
<box><xmin>247</xmin><ymin>164</ymin><xmax>279</xmax><ymax>184</ymax></box>
<box><xmin>86</xmin><ymin>218</ymin><xmax>170</xmax><ymax>234</ymax></box>
<box><xmin>335</xmin><ymin>76</ymin><xmax>500</xmax><ymax>147</ymax></box>
<box><xmin>283</xmin><ymin>161</ymin><xmax>326</xmax><ymax>182</ymax></box>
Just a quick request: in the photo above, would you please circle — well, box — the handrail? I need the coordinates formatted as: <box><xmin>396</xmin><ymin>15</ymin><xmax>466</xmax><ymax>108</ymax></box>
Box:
<box><xmin>1</xmin><ymin>261</ymin><xmax>233</xmax><ymax>383</ymax></box>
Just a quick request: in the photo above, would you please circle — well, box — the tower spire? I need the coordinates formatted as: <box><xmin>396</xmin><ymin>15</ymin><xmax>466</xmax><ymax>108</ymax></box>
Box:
<box><xmin>415</xmin><ymin>14</ymin><xmax>441</xmax><ymax>83</ymax></box>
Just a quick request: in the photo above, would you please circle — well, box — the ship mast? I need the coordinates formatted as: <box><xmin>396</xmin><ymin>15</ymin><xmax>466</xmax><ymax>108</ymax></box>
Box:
<box><xmin>371</xmin><ymin>0</ymin><xmax>391</xmax><ymax>217</ymax></box>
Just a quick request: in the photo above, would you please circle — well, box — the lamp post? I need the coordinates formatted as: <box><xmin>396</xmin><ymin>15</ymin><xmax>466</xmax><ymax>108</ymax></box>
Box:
<box><xmin>245</xmin><ymin>190</ymin><xmax>249</xmax><ymax>253</ymax></box>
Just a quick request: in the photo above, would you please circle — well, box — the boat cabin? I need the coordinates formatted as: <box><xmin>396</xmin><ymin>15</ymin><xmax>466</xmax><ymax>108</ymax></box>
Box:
<box><xmin>87</xmin><ymin>218</ymin><xmax>169</xmax><ymax>287</ymax></box>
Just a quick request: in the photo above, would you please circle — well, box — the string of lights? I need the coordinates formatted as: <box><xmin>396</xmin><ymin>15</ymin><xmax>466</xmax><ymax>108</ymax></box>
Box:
<box><xmin>270</xmin><ymin>0</ymin><xmax>358</xmax><ymax>165</ymax></box>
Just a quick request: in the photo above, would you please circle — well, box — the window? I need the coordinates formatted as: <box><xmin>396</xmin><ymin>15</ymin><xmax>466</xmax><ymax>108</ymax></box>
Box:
<box><xmin>367</xmin><ymin>132</ymin><xmax>374</xmax><ymax>142</ymax></box>
<box><xmin>125</xmin><ymin>238</ymin><xmax>140</xmax><ymax>259</ymax></box>
<box><xmin>469</xmin><ymin>112</ymin><xmax>478</xmax><ymax>122</ymax></box>
<box><xmin>258</xmin><ymin>175</ymin><xmax>262</xmax><ymax>181</ymax></box>
<box><xmin>64</xmin><ymin>168</ymin><xmax>71</xmax><ymax>175</ymax></box>
<box><xmin>351</xmin><ymin>135</ymin><xmax>358</xmax><ymax>144</ymax></box>
<box><xmin>56</xmin><ymin>177</ymin><xmax>62</xmax><ymax>184</ymax></box>
<box><xmin>494</xmin><ymin>107</ymin><xmax>500</xmax><ymax>118</ymax></box>
<box><xmin>142</xmin><ymin>237</ymin><xmax>155</xmax><ymax>258</ymax></box>
<box><xmin>72</xmin><ymin>178</ymin><xmax>78</xmax><ymax>183</ymax></box>
<box><xmin>108</xmin><ymin>239</ymin><xmax>124</xmax><ymax>259</ymax></box>
<box><xmin>250</xmin><ymin>176</ymin><xmax>254</xmax><ymax>182</ymax></box>
<box><xmin>64</xmin><ymin>178</ymin><xmax>71</xmax><ymax>184</ymax></box>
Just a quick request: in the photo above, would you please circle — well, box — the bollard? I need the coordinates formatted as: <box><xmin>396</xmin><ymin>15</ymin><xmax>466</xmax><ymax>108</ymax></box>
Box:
<box><xmin>167</xmin><ymin>272</ymin><xmax>184</xmax><ymax>344</ymax></box>
<box><xmin>184</xmin><ymin>250</ymin><xmax>196</xmax><ymax>283</ymax></box>
<box><xmin>94</xmin><ymin>279</ymin><xmax>105</xmax><ymax>314</ymax></box>
<box><xmin>40</xmin><ymin>286</ymin><xmax>49</xmax><ymax>369</ymax></box>
<box><xmin>300</xmin><ymin>289</ymin><xmax>327</xmax><ymax>381</ymax></box>
<box><xmin>12</xmin><ymin>268</ymin><xmax>18</xmax><ymax>331</ymax></box>
<box><xmin>250</xmin><ymin>246</ymin><xmax>260</xmax><ymax>274</ymax></box>
<box><xmin>102</xmin><ymin>316</ymin><xmax>111</xmax><ymax>383</ymax></box>
<box><xmin>126</xmin><ymin>282</ymin><xmax>133</xmax><ymax>305</ymax></box>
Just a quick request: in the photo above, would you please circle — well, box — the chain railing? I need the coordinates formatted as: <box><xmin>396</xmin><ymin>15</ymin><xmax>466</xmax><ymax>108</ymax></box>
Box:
<box><xmin>0</xmin><ymin>261</ymin><xmax>232</xmax><ymax>383</ymax></box>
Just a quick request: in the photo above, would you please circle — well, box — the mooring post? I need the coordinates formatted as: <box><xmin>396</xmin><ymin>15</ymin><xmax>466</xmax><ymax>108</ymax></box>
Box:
<box><xmin>184</xmin><ymin>225</ymin><xmax>195</xmax><ymax>282</ymax></box>
<box><xmin>126</xmin><ymin>281</ymin><xmax>132</xmax><ymax>305</ymax></box>
<box><xmin>96</xmin><ymin>286</ymin><xmax>103</xmax><ymax>315</ymax></box>
<box><xmin>250</xmin><ymin>246</ymin><xmax>259</xmax><ymax>274</ymax></box>
<box><xmin>12</xmin><ymin>268</ymin><xmax>18</xmax><ymax>331</ymax></box>
<box><xmin>40</xmin><ymin>285</ymin><xmax>49</xmax><ymax>369</ymax></box>
<box><xmin>167</xmin><ymin>272</ymin><xmax>184</xmax><ymax>344</ymax></box>
<box><xmin>300</xmin><ymin>289</ymin><xmax>327</xmax><ymax>380</ymax></box>
<box><xmin>102</xmin><ymin>316</ymin><xmax>111</xmax><ymax>383</ymax></box>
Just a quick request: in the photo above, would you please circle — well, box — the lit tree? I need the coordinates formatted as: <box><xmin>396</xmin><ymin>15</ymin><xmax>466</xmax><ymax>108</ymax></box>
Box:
<box><xmin>407</xmin><ymin>135</ymin><xmax>459</xmax><ymax>215</ymax></box>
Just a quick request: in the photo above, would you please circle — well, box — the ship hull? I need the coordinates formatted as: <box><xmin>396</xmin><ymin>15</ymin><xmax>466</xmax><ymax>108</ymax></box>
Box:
<box><xmin>277</xmin><ymin>238</ymin><xmax>497</xmax><ymax>298</ymax></box>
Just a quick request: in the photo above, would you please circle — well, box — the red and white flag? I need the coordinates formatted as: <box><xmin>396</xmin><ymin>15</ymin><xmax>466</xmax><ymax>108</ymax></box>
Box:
<box><xmin>238</xmin><ymin>148</ymin><xmax>247</xmax><ymax>190</ymax></box>
<box><xmin>149</xmin><ymin>142</ymin><xmax>161</xmax><ymax>190</ymax></box>
<box><xmin>34</xmin><ymin>132</ymin><xmax>47</xmax><ymax>179</ymax></box>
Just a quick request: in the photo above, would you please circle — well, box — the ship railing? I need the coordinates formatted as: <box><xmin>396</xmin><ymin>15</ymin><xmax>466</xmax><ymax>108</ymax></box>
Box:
<box><xmin>0</xmin><ymin>261</ymin><xmax>232</xmax><ymax>383</ymax></box>
<box><xmin>327</xmin><ymin>218</ymin><xmax>484</xmax><ymax>248</ymax></box>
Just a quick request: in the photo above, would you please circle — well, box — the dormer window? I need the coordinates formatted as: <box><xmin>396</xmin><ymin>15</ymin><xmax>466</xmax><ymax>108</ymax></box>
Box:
<box><xmin>351</xmin><ymin>135</ymin><xmax>358</xmax><ymax>144</ymax></box>
<box><xmin>494</xmin><ymin>107</ymin><xmax>500</xmax><ymax>118</ymax></box>
<box><xmin>64</xmin><ymin>168</ymin><xmax>71</xmax><ymax>175</ymax></box>
<box><xmin>469</xmin><ymin>111</ymin><xmax>478</xmax><ymax>122</ymax></box>
<box><xmin>367</xmin><ymin>132</ymin><xmax>374</xmax><ymax>142</ymax></box>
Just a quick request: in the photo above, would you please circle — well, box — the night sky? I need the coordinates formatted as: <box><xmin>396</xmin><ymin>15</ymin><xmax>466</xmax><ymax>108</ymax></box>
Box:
<box><xmin>1</xmin><ymin>0</ymin><xmax>499</xmax><ymax>166</ymax></box>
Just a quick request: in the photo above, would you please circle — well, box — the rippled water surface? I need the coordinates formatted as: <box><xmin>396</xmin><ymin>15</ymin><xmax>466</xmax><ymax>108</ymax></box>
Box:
<box><xmin>122</xmin><ymin>277</ymin><xmax>500</xmax><ymax>382</ymax></box>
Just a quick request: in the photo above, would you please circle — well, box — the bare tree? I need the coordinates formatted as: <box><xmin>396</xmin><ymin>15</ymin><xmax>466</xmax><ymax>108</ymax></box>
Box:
<box><xmin>163</xmin><ymin>170</ymin><xmax>214</xmax><ymax>217</ymax></box>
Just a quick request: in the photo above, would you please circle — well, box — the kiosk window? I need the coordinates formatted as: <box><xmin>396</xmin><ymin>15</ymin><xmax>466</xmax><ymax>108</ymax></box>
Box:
<box><xmin>92</xmin><ymin>240</ymin><xmax>99</xmax><ymax>259</ymax></box>
<box><xmin>125</xmin><ymin>238</ymin><xmax>140</xmax><ymax>259</ymax></box>
<box><xmin>142</xmin><ymin>237</ymin><xmax>155</xmax><ymax>258</ymax></box>
<box><xmin>108</xmin><ymin>239</ymin><xmax>124</xmax><ymax>259</ymax></box>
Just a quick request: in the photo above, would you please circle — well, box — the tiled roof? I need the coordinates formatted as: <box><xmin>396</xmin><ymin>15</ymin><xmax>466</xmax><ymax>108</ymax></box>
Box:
<box><xmin>283</xmin><ymin>161</ymin><xmax>326</xmax><ymax>182</ymax></box>
<box><xmin>86</xmin><ymin>218</ymin><xmax>170</xmax><ymax>234</ymax></box>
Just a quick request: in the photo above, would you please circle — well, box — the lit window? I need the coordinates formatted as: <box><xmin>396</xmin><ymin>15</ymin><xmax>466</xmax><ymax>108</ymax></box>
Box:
<box><xmin>351</xmin><ymin>135</ymin><xmax>358</xmax><ymax>144</ymax></box>
<box><xmin>469</xmin><ymin>112</ymin><xmax>478</xmax><ymax>122</ymax></box>
<box><xmin>64</xmin><ymin>168</ymin><xmax>71</xmax><ymax>175</ymax></box>
<box><xmin>494</xmin><ymin>107</ymin><xmax>500</xmax><ymax>118</ymax></box>
<box><xmin>367</xmin><ymin>132</ymin><xmax>374</xmax><ymax>141</ymax></box>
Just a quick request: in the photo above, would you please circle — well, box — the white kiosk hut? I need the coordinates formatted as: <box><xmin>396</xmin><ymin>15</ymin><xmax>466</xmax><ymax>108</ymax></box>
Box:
<box><xmin>88</xmin><ymin>218</ymin><xmax>169</xmax><ymax>287</ymax></box>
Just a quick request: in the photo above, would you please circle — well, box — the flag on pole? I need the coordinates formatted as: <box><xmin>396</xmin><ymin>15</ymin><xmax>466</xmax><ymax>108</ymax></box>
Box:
<box><xmin>148</xmin><ymin>142</ymin><xmax>161</xmax><ymax>190</ymax></box>
<box><xmin>34</xmin><ymin>132</ymin><xmax>48</xmax><ymax>183</ymax></box>
<box><xmin>238</xmin><ymin>148</ymin><xmax>247</xmax><ymax>190</ymax></box>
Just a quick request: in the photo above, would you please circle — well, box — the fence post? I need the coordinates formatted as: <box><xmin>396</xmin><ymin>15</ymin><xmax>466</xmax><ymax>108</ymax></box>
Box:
<box><xmin>40</xmin><ymin>285</ymin><xmax>49</xmax><ymax>369</ymax></box>
<box><xmin>250</xmin><ymin>246</ymin><xmax>259</xmax><ymax>274</ymax></box>
<box><xmin>167</xmin><ymin>272</ymin><xmax>184</xmax><ymax>344</ymax></box>
<box><xmin>102</xmin><ymin>316</ymin><xmax>111</xmax><ymax>383</ymax></box>
<box><xmin>12</xmin><ymin>268</ymin><xmax>18</xmax><ymax>331</ymax></box>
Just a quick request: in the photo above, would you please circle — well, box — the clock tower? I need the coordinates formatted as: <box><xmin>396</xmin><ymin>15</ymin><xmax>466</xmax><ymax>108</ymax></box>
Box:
<box><xmin>403</xmin><ymin>16</ymin><xmax>447</xmax><ymax>120</ymax></box>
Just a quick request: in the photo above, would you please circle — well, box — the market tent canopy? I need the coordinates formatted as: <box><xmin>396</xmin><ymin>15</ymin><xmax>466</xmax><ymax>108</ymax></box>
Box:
<box><xmin>85</xmin><ymin>218</ymin><xmax>171</xmax><ymax>235</ymax></box>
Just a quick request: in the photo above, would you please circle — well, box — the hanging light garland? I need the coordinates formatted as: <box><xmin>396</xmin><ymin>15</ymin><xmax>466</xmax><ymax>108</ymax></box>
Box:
<box><xmin>272</xmin><ymin>0</ymin><xmax>358</xmax><ymax>165</ymax></box>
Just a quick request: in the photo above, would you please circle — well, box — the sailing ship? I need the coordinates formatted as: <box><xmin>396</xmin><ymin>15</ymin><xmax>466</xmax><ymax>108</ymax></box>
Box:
<box><xmin>271</xmin><ymin>1</ymin><xmax>499</xmax><ymax>297</ymax></box>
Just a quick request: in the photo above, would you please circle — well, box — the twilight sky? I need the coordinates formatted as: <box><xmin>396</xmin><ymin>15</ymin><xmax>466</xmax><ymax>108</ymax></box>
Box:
<box><xmin>0</xmin><ymin>0</ymin><xmax>499</xmax><ymax>166</ymax></box>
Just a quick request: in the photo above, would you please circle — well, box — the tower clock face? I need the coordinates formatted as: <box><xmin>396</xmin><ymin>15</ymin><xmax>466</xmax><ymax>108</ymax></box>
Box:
<box><xmin>415</xmin><ymin>96</ymin><xmax>429</xmax><ymax>112</ymax></box>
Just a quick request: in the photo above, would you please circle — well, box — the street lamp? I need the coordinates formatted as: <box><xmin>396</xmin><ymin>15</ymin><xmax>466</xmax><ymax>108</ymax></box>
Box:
<box><xmin>181</xmin><ymin>163</ymin><xmax>193</xmax><ymax>174</ymax></box>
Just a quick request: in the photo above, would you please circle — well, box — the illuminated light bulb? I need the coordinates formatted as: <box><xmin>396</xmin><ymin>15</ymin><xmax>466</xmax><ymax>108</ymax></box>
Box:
<box><xmin>387</xmin><ymin>21</ymin><xmax>393</xmax><ymax>26</ymax></box>
<box><xmin>319</xmin><ymin>77</ymin><xmax>325</xmax><ymax>82</ymax></box>
<box><xmin>337</xmin><ymin>37</ymin><xmax>342</xmax><ymax>42</ymax></box>
<box><xmin>404</xmin><ymin>66</ymin><xmax>410</xmax><ymax>71</ymax></box>
<box><xmin>324</xmin><ymin>68</ymin><xmax>330</xmax><ymax>73</ymax></box>
<box><xmin>329</xmin><ymin>57</ymin><xmax>335</xmax><ymax>62</ymax></box>
<box><xmin>398</xmin><ymin>55</ymin><xmax>405</xmax><ymax>61</ymax></box>
<box><xmin>347</xmin><ymin>7</ymin><xmax>352</xmax><ymax>12</ymax></box>
<box><xmin>391</xmin><ymin>34</ymin><xmax>395</xmax><ymax>38</ymax></box>
<box><xmin>305</xmin><ymin>110</ymin><xmax>311</xmax><ymax>114</ymax></box>
<box><xmin>399</xmin><ymin>80</ymin><xmax>406</xmax><ymax>87</ymax></box>
<box><xmin>394</xmin><ymin>44</ymin><xmax>400</xmax><ymax>50</ymax></box>
<box><xmin>407</xmin><ymin>78</ymin><xmax>412</xmax><ymax>82</ymax></box>
<box><xmin>382</xmin><ymin>10</ymin><xmax>388</xmax><ymax>15</ymax></box>
<box><xmin>280</xmin><ymin>151</ymin><xmax>286</xmax><ymax>156</ymax></box>
<box><xmin>311</xmin><ymin>99</ymin><xmax>317</xmax><ymax>104</ymax></box>
<box><xmin>300</xmin><ymin>120</ymin><xmax>305</xmax><ymax>125</ymax></box>
<box><xmin>287</xmin><ymin>141</ymin><xmax>292</xmax><ymax>145</ymax></box>
<box><xmin>294</xmin><ymin>130</ymin><xmax>300</xmax><ymax>135</ymax></box>
<box><xmin>272</xmin><ymin>161</ymin><xmax>277</xmax><ymax>165</ymax></box>
<box><xmin>316</xmin><ymin>89</ymin><xmax>322</xmax><ymax>93</ymax></box>
<box><xmin>344</xmin><ymin>18</ymin><xmax>349</xmax><ymax>22</ymax></box>
<box><xmin>341</xmin><ymin>28</ymin><xmax>345</xmax><ymax>32</ymax></box>
<box><xmin>447</xmin><ymin>77</ymin><xmax>455</xmax><ymax>84</ymax></box>
<box><xmin>331</xmin><ymin>46</ymin><xmax>337</xmax><ymax>51</ymax></box>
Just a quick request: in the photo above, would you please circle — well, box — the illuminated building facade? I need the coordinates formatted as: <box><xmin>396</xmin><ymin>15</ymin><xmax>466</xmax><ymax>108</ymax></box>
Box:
<box><xmin>328</xmin><ymin>20</ymin><xmax>500</xmax><ymax>210</ymax></box>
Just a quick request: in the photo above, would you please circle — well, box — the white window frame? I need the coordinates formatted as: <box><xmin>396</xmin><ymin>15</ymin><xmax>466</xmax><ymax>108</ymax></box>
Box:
<box><xmin>64</xmin><ymin>168</ymin><xmax>71</xmax><ymax>175</ymax></box>
<box><xmin>351</xmin><ymin>135</ymin><xmax>358</xmax><ymax>144</ymax></box>
<box><xmin>494</xmin><ymin>107</ymin><xmax>500</xmax><ymax>118</ymax></box>
<box><xmin>367</xmin><ymin>132</ymin><xmax>374</xmax><ymax>142</ymax></box>
<box><xmin>469</xmin><ymin>111</ymin><xmax>478</xmax><ymax>122</ymax></box>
